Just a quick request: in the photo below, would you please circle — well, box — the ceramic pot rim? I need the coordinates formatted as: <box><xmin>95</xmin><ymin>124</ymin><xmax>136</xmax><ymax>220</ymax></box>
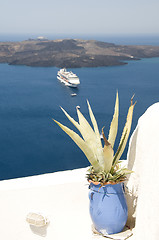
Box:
<box><xmin>88</xmin><ymin>180</ymin><xmax>124</xmax><ymax>186</ymax></box>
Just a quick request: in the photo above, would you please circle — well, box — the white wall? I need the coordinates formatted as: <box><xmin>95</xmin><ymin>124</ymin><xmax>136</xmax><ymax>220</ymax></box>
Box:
<box><xmin>126</xmin><ymin>103</ymin><xmax>159</xmax><ymax>240</ymax></box>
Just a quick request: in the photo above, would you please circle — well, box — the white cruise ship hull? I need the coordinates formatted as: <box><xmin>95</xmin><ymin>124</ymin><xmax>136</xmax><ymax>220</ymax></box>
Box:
<box><xmin>57</xmin><ymin>68</ymin><xmax>80</xmax><ymax>88</ymax></box>
<box><xmin>57</xmin><ymin>76</ymin><xmax>78</xmax><ymax>88</ymax></box>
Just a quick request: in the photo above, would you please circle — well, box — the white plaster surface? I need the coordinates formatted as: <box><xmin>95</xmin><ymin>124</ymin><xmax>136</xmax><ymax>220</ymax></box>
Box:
<box><xmin>126</xmin><ymin>102</ymin><xmax>159</xmax><ymax>240</ymax></box>
<box><xmin>0</xmin><ymin>167</ymin><xmax>133</xmax><ymax>240</ymax></box>
<box><xmin>0</xmin><ymin>168</ymin><xmax>94</xmax><ymax>240</ymax></box>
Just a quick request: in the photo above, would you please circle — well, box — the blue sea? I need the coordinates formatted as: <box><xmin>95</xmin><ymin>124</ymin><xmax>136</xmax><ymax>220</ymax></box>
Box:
<box><xmin>0</xmin><ymin>35</ymin><xmax>159</xmax><ymax>180</ymax></box>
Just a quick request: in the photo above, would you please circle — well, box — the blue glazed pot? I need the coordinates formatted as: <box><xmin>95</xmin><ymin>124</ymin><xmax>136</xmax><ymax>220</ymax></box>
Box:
<box><xmin>89</xmin><ymin>182</ymin><xmax>128</xmax><ymax>235</ymax></box>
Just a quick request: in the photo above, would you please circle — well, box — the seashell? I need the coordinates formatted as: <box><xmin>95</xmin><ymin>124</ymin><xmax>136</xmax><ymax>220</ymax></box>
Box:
<box><xmin>26</xmin><ymin>212</ymin><xmax>48</xmax><ymax>227</ymax></box>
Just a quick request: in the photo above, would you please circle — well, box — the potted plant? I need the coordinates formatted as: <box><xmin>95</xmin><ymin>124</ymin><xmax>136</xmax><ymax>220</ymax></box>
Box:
<box><xmin>53</xmin><ymin>92</ymin><xmax>136</xmax><ymax>236</ymax></box>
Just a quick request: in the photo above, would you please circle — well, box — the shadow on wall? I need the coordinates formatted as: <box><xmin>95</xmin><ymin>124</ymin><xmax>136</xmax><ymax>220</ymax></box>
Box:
<box><xmin>125</xmin><ymin>126</ymin><xmax>139</xmax><ymax>229</ymax></box>
<box><xmin>30</xmin><ymin>224</ymin><xmax>49</xmax><ymax>237</ymax></box>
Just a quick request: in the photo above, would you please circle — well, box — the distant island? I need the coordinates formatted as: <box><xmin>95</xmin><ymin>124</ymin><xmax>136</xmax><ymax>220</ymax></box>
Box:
<box><xmin>0</xmin><ymin>39</ymin><xmax>159</xmax><ymax>68</ymax></box>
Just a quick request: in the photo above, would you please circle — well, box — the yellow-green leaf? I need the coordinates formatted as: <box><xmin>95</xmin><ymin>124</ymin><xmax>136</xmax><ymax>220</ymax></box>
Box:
<box><xmin>53</xmin><ymin>119</ymin><xmax>102</xmax><ymax>172</ymax></box>
<box><xmin>77</xmin><ymin>108</ymin><xmax>104</xmax><ymax>166</ymax></box>
<box><xmin>60</xmin><ymin>107</ymin><xmax>80</xmax><ymax>132</ymax></box>
<box><xmin>113</xmin><ymin>96</ymin><xmax>136</xmax><ymax>164</ymax></box>
<box><xmin>103</xmin><ymin>144</ymin><xmax>114</xmax><ymax>173</ymax></box>
<box><xmin>87</xmin><ymin>100</ymin><xmax>104</xmax><ymax>166</ymax></box>
<box><xmin>108</xmin><ymin>91</ymin><xmax>119</xmax><ymax>148</ymax></box>
<box><xmin>87</xmin><ymin>100</ymin><xmax>102</xmax><ymax>146</ymax></box>
<box><xmin>102</xmin><ymin>128</ymin><xmax>114</xmax><ymax>172</ymax></box>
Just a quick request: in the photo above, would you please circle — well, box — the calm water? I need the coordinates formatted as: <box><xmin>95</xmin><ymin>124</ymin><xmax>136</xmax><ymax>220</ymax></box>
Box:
<box><xmin>0</xmin><ymin>57</ymin><xmax>159</xmax><ymax>180</ymax></box>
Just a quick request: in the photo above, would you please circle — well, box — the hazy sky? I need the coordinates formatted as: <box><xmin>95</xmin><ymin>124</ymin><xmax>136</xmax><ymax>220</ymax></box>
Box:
<box><xmin>0</xmin><ymin>0</ymin><xmax>159</xmax><ymax>36</ymax></box>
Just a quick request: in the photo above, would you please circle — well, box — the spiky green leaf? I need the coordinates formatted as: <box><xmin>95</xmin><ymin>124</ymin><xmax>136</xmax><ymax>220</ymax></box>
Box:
<box><xmin>103</xmin><ymin>144</ymin><xmax>114</xmax><ymax>173</ymax></box>
<box><xmin>102</xmin><ymin>128</ymin><xmax>114</xmax><ymax>173</ymax></box>
<box><xmin>60</xmin><ymin>107</ymin><xmax>80</xmax><ymax>132</ymax></box>
<box><xmin>87</xmin><ymin>100</ymin><xmax>104</xmax><ymax>166</ymax></box>
<box><xmin>113</xmin><ymin>96</ymin><xmax>136</xmax><ymax>165</ymax></box>
<box><xmin>53</xmin><ymin>119</ymin><xmax>102</xmax><ymax>172</ymax></box>
<box><xmin>108</xmin><ymin>91</ymin><xmax>119</xmax><ymax>148</ymax></box>
<box><xmin>87</xmin><ymin>100</ymin><xmax>102</xmax><ymax>146</ymax></box>
<box><xmin>76</xmin><ymin>108</ymin><xmax>104</xmax><ymax>167</ymax></box>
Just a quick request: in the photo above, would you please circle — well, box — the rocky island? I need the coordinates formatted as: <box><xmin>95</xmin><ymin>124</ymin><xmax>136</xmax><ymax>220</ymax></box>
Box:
<box><xmin>0</xmin><ymin>39</ymin><xmax>159</xmax><ymax>68</ymax></box>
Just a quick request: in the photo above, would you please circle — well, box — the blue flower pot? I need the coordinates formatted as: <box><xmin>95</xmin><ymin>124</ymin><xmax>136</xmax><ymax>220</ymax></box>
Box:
<box><xmin>89</xmin><ymin>182</ymin><xmax>128</xmax><ymax>235</ymax></box>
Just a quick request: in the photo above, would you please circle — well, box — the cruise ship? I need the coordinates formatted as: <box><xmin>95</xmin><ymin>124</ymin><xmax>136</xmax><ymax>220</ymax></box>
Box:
<box><xmin>57</xmin><ymin>68</ymin><xmax>80</xmax><ymax>87</ymax></box>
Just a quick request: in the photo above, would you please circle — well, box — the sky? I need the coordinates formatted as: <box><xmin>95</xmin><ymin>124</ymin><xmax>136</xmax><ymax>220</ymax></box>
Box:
<box><xmin>0</xmin><ymin>0</ymin><xmax>159</xmax><ymax>37</ymax></box>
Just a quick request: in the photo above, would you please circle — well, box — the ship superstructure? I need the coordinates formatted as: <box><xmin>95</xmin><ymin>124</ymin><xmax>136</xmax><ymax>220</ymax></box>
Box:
<box><xmin>57</xmin><ymin>68</ymin><xmax>80</xmax><ymax>87</ymax></box>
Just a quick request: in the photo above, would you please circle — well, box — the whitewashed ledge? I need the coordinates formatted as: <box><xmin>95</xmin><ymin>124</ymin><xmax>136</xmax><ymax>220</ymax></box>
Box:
<box><xmin>0</xmin><ymin>167</ymin><xmax>133</xmax><ymax>240</ymax></box>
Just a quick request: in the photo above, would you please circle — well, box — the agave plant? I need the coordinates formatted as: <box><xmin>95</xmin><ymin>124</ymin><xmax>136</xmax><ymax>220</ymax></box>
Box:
<box><xmin>53</xmin><ymin>92</ymin><xmax>136</xmax><ymax>185</ymax></box>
